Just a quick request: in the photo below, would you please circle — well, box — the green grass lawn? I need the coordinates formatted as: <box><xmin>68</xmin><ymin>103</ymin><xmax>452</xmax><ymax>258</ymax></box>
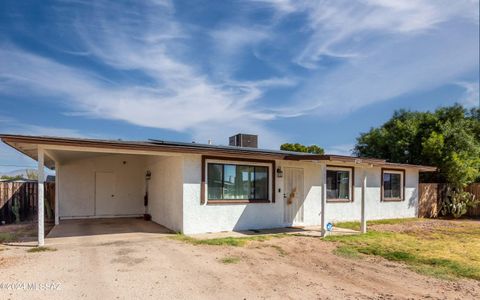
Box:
<box><xmin>334</xmin><ymin>218</ymin><xmax>423</xmax><ymax>231</ymax></box>
<box><xmin>328</xmin><ymin>219</ymin><xmax>480</xmax><ymax>280</ymax></box>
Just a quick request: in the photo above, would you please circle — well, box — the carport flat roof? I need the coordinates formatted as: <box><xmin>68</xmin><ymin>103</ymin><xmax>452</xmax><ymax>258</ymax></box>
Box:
<box><xmin>0</xmin><ymin>134</ymin><xmax>437</xmax><ymax>171</ymax></box>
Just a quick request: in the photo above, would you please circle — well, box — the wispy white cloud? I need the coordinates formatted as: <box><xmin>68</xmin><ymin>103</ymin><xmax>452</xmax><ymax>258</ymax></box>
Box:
<box><xmin>0</xmin><ymin>0</ymin><xmax>478</xmax><ymax>150</ymax></box>
<box><xmin>456</xmin><ymin>81</ymin><xmax>480</xmax><ymax>108</ymax></box>
<box><xmin>210</xmin><ymin>26</ymin><xmax>269</xmax><ymax>58</ymax></box>
<box><xmin>255</xmin><ymin>0</ymin><xmax>479</xmax><ymax>117</ymax></box>
<box><xmin>209</xmin><ymin>25</ymin><xmax>271</xmax><ymax>77</ymax></box>
<box><xmin>256</xmin><ymin>0</ymin><xmax>479</xmax><ymax>68</ymax></box>
<box><xmin>287</xmin><ymin>24</ymin><xmax>479</xmax><ymax>116</ymax></box>
<box><xmin>0</xmin><ymin>116</ymin><xmax>86</xmax><ymax>138</ymax></box>
<box><xmin>324</xmin><ymin>144</ymin><xmax>354</xmax><ymax>156</ymax></box>
<box><xmin>0</xmin><ymin>1</ymin><xmax>293</xmax><ymax>147</ymax></box>
<box><xmin>0</xmin><ymin>117</ymin><xmax>88</xmax><ymax>171</ymax></box>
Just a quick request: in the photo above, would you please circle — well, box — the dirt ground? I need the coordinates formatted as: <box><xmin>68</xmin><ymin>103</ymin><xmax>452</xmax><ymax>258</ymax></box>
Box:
<box><xmin>0</xmin><ymin>220</ymin><xmax>479</xmax><ymax>299</ymax></box>
<box><xmin>0</xmin><ymin>221</ymin><xmax>55</xmax><ymax>242</ymax></box>
<box><xmin>369</xmin><ymin>218</ymin><xmax>478</xmax><ymax>234</ymax></box>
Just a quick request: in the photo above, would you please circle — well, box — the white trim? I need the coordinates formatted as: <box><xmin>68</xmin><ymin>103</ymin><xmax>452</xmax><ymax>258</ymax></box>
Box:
<box><xmin>204</xmin><ymin>158</ymin><xmax>273</xmax><ymax>203</ymax></box>
<box><xmin>37</xmin><ymin>147</ymin><xmax>45</xmax><ymax>246</ymax></box>
<box><xmin>54</xmin><ymin>161</ymin><xmax>59</xmax><ymax>225</ymax></box>
<box><xmin>326</xmin><ymin>166</ymin><xmax>353</xmax><ymax>201</ymax></box>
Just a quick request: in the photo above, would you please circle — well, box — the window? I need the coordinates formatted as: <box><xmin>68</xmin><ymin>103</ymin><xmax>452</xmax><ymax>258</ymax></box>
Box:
<box><xmin>382</xmin><ymin>169</ymin><xmax>404</xmax><ymax>201</ymax></box>
<box><xmin>207</xmin><ymin>163</ymin><xmax>270</xmax><ymax>201</ymax></box>
<box><xmin>326</xmin><ymin>167</ymin><xmax>353</xmax><ymax>201</ymax></box>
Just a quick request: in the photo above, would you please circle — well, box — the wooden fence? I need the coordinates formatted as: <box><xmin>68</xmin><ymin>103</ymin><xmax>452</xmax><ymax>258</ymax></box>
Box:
<box><xmin>418</xmin><ymin>183</ymin><xmax>440</xmax><ymax>218</ymax></box>
<box><xmin>419</xmin><ymin>183</ymin><xmax>480</xmax><ymax>218</ymax></box>
<box><xmin>0</xmin><ymin>182</ymin><xmax>55</xmax><ymax>224</ymax></box>
<box><xmin>466</xmin><ymin>183</ymin><xmax>480</xmax><ymax>216</ymax></box>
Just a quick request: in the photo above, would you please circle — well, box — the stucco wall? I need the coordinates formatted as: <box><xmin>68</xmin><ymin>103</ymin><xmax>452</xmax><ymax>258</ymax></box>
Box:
<box><xmin>146</xmin><ymin>156</ymin><xmax>183</xmax><ymax>232</ymax></box>
<box><xmin>57</xmin><ymin>151</ymin><xmax>419</xmax><ymax>233</ymax></box>
<box><xmin>182</xmin><ymin>155</ymin><xmax>283</xmax><ymax>234</ymax></box>
<box><xmin>180</xmin><ymin>156</ymin><xmax>419</xmax><ymax>234</ymax></box>
<box><xmin>181</xmin><ymin>156</ymin><xmax>325</xmax><ymax>234</ymax></box>
<box><xmin>324</xmin><ymin>167</ymin><xmax>419</xmax><ymax>224</ymax></box>
<box><xmin>58</xmin><ymin>154</ymin><xmax>147</xmax><ymax>218</ymax></box>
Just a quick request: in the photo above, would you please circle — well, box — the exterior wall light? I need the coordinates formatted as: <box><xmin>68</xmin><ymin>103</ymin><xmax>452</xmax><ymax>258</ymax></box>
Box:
<box><xmin>276</xmin><ymin>167</ymin><xmax>283</xmax><ymax>178</ymax></box>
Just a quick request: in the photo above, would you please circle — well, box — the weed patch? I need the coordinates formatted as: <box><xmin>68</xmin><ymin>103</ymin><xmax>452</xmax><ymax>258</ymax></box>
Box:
<box><xmin>333</xmin><ymin>245</ymin><xmax>360</xmax><ymax>259</ymax></box>
<box><xmin>26</xmin><ymin>246</ymin><xmax>57</xmax><ymax>253</ymax></box>
<box><xmin>270</xmin><ymin>245</ymin><xmax>288</xmax><ymax>256</ymax></box>
<box><xmin>0</xmin><ymin>232</ymin><xmax>16</xmax><ymax>243</ymax></box>
<box><xmin>171</xmin><ymin>233</ymin><xmax>285</xmax><ymax>247</ymax></box>
<box><xmin>220</xmin><ymin>256</ymin><xmax>241</xmax><ymax>264</ymax></box>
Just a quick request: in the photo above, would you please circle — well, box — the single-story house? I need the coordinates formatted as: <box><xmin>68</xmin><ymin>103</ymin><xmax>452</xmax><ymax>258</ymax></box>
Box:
<box><xmin>0</xmin><ymin>133</ymin><xmax>436</xmax><ymax>245</ymax></box>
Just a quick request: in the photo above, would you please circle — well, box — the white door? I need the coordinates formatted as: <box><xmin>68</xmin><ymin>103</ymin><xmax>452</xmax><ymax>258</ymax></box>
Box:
<box><xmin>95</xmin><ymin>172</ymin><xmax>116</xmax><ymax>216</ymax></box>
<box><xmin>284</xmin><ymin>167</ymin><xmax>304</xmax><ymax>225</ymax></box>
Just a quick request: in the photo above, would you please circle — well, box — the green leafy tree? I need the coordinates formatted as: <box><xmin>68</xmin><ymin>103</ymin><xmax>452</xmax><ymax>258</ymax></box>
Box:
<box><xmin>354</xmin><ymin>105</ymin><xmax>480</xmax><ymax>217</ymax></box>
<box><xmin>280</xmin><ymin>143</ymin><xmax>325</xmax><ymax>155</ymax></box>
<box><xmin>0</xmin><ymin>175</ymin><xmax>24</xmax><ymax>181</ymax></box>
<box><xmin>355</xmin><ymin>105</ymin><xmax>480</xmax><ymax>186</ymax></box>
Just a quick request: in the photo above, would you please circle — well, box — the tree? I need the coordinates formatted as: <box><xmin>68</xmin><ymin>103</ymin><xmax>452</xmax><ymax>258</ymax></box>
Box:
<box><xmin>354</xmin><ymin>105</ymin><xmax>480</xmax><ymax>187</ymax></box>
<box><xmin>280</xmin><ymin>143</ymin><xmax>324</xmax><ymax>155</ymax></box>
<box><xmin>0</xmin><ymin>175</ymin><xmax>24</xmax><ymax>181</ymax></box>
<box><xmin>354</xmin><ymin>105</ymin><xmax>480</xmax><ymax>218</ymax></box>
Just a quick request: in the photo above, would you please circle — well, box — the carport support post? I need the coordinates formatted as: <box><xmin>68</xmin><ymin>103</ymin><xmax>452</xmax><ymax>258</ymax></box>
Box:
<box><xmin>320</xmin><ymin>164</ymin><xmax>327</xmax><ymax>237</ymax></box>
<box><xmin>54</xmin><ymin>161</ymin><xmax>59</xmax><ymax>225</ymax></box>
<box><xmin>360</xmin><ymin>168</ymin><xmax>367</xmax><ymax>234</ymax></box>
<box><xmin>38</xmin><ymin>147</ymin><xmax>45</xmax><ymax>246</ymax></box>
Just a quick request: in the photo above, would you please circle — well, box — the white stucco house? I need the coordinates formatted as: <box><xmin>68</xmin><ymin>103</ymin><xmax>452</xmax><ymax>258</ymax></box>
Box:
<box><xmin>1</xmin><ymin>133</ymin><xmax>436</xmax><ymax>245</ymax></box>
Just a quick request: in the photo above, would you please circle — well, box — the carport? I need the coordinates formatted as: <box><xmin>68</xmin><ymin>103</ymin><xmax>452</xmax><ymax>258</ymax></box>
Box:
<box><xmin>1</xmin><ymin>135</ymin><xmax>188</xmax><ymax>246</ymax></box>
<box><xmin>46</xmin><ymin>218</ymin><xmax>172</xmax><ymax>245</ymax></box>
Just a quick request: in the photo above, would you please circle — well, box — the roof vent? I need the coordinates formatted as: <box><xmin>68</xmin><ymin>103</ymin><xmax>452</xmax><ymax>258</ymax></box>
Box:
<box><xmin>229</xmin><ymin>134</ymin><xmax>258</xmax><ymax>148</ymax></box>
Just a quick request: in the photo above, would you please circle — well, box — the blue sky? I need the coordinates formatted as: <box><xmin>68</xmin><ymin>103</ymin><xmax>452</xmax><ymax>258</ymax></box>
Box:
<box><xmin>0</xmin><ymin>0</ymin><xmax>479</xmax><ymax>172</ymax></box>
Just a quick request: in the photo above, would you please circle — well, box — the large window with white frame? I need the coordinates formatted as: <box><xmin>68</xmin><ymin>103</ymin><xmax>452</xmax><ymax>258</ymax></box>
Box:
<box><xmin>326</xmin><ymin>166</ymin><xmax>353</xmax><ymax>202</ymax></box>
<box><xmin>382</xmin><ymin>169</ymin><xmax>404</xmax><ymax>201</ymax></box>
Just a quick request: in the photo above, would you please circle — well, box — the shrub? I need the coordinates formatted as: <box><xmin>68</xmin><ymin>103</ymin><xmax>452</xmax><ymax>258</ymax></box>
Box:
<box><xmin>440</xmin><ymin>189</ymin><xmax>478</xmax><ymax>218</ymax></box>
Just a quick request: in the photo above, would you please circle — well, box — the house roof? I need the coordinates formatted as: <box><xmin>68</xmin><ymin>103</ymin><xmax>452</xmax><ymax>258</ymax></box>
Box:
<box><xmin>0</xmin><ymin>134</ymin><xmax>437</xmax><ymax>172</ymax></box>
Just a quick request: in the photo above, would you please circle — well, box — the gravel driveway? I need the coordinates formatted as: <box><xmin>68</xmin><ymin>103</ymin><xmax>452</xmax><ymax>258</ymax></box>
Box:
<box><xmin>0</xmin><ymin>218</ymin><xmax>479</xmax><ymax>299</ymax></box>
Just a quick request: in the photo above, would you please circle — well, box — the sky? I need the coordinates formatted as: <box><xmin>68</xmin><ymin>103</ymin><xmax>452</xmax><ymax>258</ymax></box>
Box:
<box><xmin>0</xmin><ymin>0</ymin><xmax>479</xmax><ymax>173</ymax></box>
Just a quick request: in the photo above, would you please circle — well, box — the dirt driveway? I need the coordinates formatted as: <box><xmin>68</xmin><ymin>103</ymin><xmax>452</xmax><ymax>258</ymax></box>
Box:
<box><xmin>0</xmin><ymin>219</ymin><xmax>479</xmax><ymax>300</ymax></box>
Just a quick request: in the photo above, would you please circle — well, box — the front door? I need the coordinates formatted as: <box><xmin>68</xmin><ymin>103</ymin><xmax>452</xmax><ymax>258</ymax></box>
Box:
<box><xmin>284</xmin><ymin>167</ymin><xmax>304</xmax><ymax>225</ymax></box>
<box><xmin>95</xmin><ymin>172</ymin><xmax>116</xmax><ymax>216</ymax></box>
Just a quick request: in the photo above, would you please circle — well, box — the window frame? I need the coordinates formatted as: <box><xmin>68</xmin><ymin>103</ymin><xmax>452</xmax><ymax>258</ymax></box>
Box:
<box><xmin>326</xmin><ymin>165</ymin><xmax>354</xmax><ymax>203</ymax></box>
<box><xmin>201</xmin><ymin>156</ymin><xmax>275</xmax><ymax>205</ymax></box>
<box><xmin>381</xmin><ymin>168</ymin><xmax>405</xmax><ymax>202</ymax></box>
